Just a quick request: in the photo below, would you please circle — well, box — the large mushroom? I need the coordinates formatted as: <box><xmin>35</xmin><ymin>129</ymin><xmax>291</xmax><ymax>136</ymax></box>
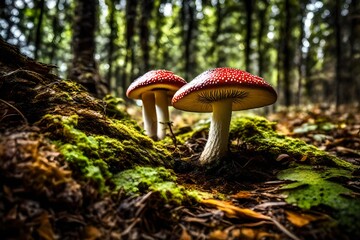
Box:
<box><xmin>127</xmin><ymin>70</ymin><xmax>187</xmax><ymax>140</ymax></box>
<box><xmin>172</xmin><ymin>67</ymin><xmax>277</xmax><ymax>165</ymax></box>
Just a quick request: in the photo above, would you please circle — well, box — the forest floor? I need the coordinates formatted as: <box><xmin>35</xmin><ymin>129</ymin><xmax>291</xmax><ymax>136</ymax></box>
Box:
<box><xmin>1</xmin><ymin>39</ymin><xmax>360</xmax><ymax>240</ymax></box>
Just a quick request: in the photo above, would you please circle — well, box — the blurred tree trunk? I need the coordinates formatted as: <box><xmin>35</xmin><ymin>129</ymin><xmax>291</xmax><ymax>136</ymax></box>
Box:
<box><xmin>296</xmin><ymin>1</ymin><xmax>307</xmax><ymax>106</ymax></box>
<box><xmin>283</xmin><ymin>0</ymin><xmax>292</xmax><ymax>107</ymax></box>
<box><xmin>34</xmin><ymin>0</ymin><xmax>45</xmax><ymax>60</ymax></box>
<box><xmin>350</xmin><ymin>0</ymin><xmax>360</xmax><ymax>105</ymax></box>
<box><xmin>245</xmin><ymin>0</ymin><xmax>253</xmax><ymax>72</ymax></box>
<box><xmin>181</xmin><ymin>0</ymin><xmax>196</xmax><ymax>80</ymax></box>
<box><xmin>257</xmin><ymin>0</ymin><xmax>269</xmax><ymax>77</ymax></box>
<box><xmin>122</xmin><ymin>0</ymin><xmax>138</xmax><ymax>99</ymax></box>
<box><xmin>208</xmin><ymin>0</ymin><xmax>223</xmax><ymax>66</ymax></box>
<box><xmin>139</xmin><ymin>0</ymin><xmax>154</xmax><ymax>73</ymax></box>
<box><xmin>335</xmin><ymin>0</ymin><xmax>342</xmax><ymax>108</ymax></box>
<box><xmin>49</xmin><ymin>0</ymin><xmax>61</xmax><ymax>65</ymax></box>
<box><xmin>154</xmin><ymin>0</ymin><xmax>165</xmax><ymax>68</ymax></box>
<box><xmin>69</xmin><ymin>0</ymin><xmax>107</xmax><ymax>98</ymax></box>
<box><xmin>106</xmin><ymin>0</ymin><xmax>117</xmax><ymax>93</ymax></box>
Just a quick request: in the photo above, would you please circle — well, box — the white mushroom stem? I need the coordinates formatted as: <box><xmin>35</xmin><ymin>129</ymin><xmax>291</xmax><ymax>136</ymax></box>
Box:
<box><xmin>155</xmin><ymin>90</ymin><xmax>170</xmax><ymax>140</ymax></box>
<box><xmin>141</xmin><ymin>92</ymin><xmax>157</xmax><ymax>139</ymax></box>
<box><xmin>199</xmin><ymin>99</ymin><xmax>233</xmax><ymax>165</ymax></box>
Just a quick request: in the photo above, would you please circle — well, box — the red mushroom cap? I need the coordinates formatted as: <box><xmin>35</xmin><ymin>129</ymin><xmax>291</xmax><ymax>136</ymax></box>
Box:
<box><xmin>126</xmin><ymin>70</ymin><xmax>187</xmax><ymax>100</ymax></box>
<box><xmin>172</xmin><ymin>67</ymin><xmax>277</xmax><ymax>112</ymax></box>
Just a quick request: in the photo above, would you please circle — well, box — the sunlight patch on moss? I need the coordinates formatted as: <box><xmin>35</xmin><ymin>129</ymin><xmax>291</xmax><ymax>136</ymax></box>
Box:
<box><xmin>229</xmin><ymin>115</ymin><xmax>355</xmax><ymax>169</ymax></box>
<box><xmin>38</xmin><ymin>114</ymin><xmax>173</xmax><ymax>192</ymax></box>
<box><xmin>113</xmin><ymin>166</ymin><xmax>207</xmax><ymax>204</ymax></box>
<box><xmin>278</xmin><ymin>165</ymin><xmax>360</xmax><ymax>236</ymax></box>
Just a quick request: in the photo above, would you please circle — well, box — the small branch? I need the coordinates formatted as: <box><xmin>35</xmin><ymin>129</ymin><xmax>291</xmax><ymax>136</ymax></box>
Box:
<box><xmin>271</xmin><ymin>218</ymin><xmax>301</xmax><ymax>240</ymax></box>
<box><xmin>0</xmin><ymin>99</ymin><xmax>28</xmax><ymax>125</ymax></box>
<box><xmin>160</xmin><ymin>121</ymin><xmax>177</xmax><ymax>149</ymax></box>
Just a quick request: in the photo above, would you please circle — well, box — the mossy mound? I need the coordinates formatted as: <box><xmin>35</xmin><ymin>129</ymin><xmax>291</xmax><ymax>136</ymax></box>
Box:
<box><xmin>229</xmin><ymin>115</ymin><xmax>355</xmax><ymax>169</ymax></box>
<box><xmin>0</xmin><ymin>39</ymin><xmax>173</xmax><ymax>193</ymax></box>
<box><xmin>113</xmin><ymin>166</ymin><xmax>203</xmax><ymax>205</ymax></box>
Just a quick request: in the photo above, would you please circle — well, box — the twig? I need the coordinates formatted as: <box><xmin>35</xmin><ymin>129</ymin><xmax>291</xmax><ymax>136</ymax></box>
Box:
<box><xmin>270</xmin><ymin>218</ymin><xmax>301</xmax><ymax>240</ymax></box>
<box><xmin>167</xmin><ymin>121</ymin><xmax>177</xmax><ymax>149</ymax></box>
<box><xmin>0</xmin><ymin>98</ymin><xmax>28</xmax><ymax>125</ymax></box>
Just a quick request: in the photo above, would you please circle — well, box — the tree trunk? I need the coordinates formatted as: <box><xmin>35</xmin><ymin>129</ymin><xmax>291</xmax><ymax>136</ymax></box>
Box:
<box><xmin>34</xmin><ymin>0</ymin><xmax>45</xmax><ymax>60</ymax></box>
<box><xmin>181</xmin><ymin>0</ymin><xmax>196</xmax><ymax>80</ymax></box>
<box><xmin>283</xmin><ymin>0</ymin><xmax>292</xmax><ymax>107</ymax></box>
<box><xmin>335</xmin><ymin>0</ymin><xmax>341</xmax><ymax>108</ymax></box>
<box><xmin>122</xmin><ymin>0</ymin><xmax>138</xmax><ymax>99</ymax></box>
<box><xmin>68</xmin><ymin>0</ymin><xmax>107</xmax><ymax>98</ymax></box>
<box><xmin>154</xmin><ymin>0</ymin><xmax>165</xmax><ymax>68</ymax></box>
<box><xmin>49</xmin><ymin>0</ymin><xmax>62</xmax><ymax>65</ymax></box>
<box><xmin>245</xmin><ymin>0</ymin><xmax>253</xmax><ymax>72</ymax></box>
<box><xmin>350</xmin><ymin>0</ymin><xmax>360</xmax><ymax>106</ymax></box>
<box><xmin>257</xmin><ymin>0</ymin><xmax>269</xmax><ymax>77</ymax></box>
<box><xmin>139</xmin><ymin>0</ymin><xmax>154</xmax><ymax>73</ymax></box>
<box><xmin>296</xmin><ymin>1</ymin><xmax>306</xmax><ymax>106</ymax></box>
<box><xmin>106</xmin><ymin>0</ymin><xmax>117</xmax><ymax>92</ymax></box>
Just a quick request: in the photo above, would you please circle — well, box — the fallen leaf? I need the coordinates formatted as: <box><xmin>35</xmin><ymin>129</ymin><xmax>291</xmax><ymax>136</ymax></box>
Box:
<box><xmin>231</xmin><ymin>191</ymin><xmax>255</xmax><ymax>199</ymax></box>
<box><xmin>179</xmin><ymin>225</ymin><xmax>192</xmax><ymax>240</ymax></box>
<box><xmin>36</xmin><ymin>212</ymin><xmax>56</xmax><ymax>240</ymax></box>
<box><xmin>84</xmin><ymin>225</ymin><xmax>102</xmax><ymax>240</ymax></box>
<box><xmin>231</xmin><ymin>227</ymin><xmax>278</xmax><ymax>240</ymax></box>
<box><xmin>202</xmin><ymin>199</ymin><xmax>270</xmax><ymax>221</ymax></box>
<box><xmin>285</xmin><ymin>211</ymin><xmax>320</xmax><ymax>227</ymax></box>
<box><xmin>209</xmin><ymin>229</ymin><xmax>228</xmax><ymax>240</ymax></box>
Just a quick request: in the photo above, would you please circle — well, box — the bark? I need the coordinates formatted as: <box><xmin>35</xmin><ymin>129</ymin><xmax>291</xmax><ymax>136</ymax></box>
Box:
<box><xmin>122</xmin><ymin>0</ymin><xmax>138</xmax><ymax>99</ymax></box>
<box><xmin>350</xmin><ymin>0</ymin><xmax>360</xmax><ymax>105</ymax></box>
<box><xmin>34</xmin><ymin>0</ymin><xmax>45</xmax><ymax>60</ymax></box>
<box><xmin>106</xmin><ymin>0</ymin><xmax>117</xmax><ymax>91</ymax></box>
<box><xmin>257</xmin><ymin>0</ymin><xmax>269</xmax><ymax>77</ymax></box>
<box><xmin>181</xmin><ymin>0</ymin><xmax>196</xmax><ymax>80</ymax></box>
<box><xmin>335</xmin><ymin>0</ymin><xmax>341</xmax><ymax>108</ymax></box>
<box><xmin>245</xmin><ymin>0</ymin><xmax>253</xmax><ymax>72</ymax></box>
<box><xmin>139</xmin><ymin>0</ymin><xmax>154</xmax><ymax>72</ymax></box>
<box><xmin>68</xmin><ymin>0</ymin><xmax>107</xmax><ymax>98</ymax></box>
<box><xmin>49</xmin><ymin>0</ymin><xmax>62</xmax><ymax>65</ymax></box>
<box><xmin>296</xmin><ymin>2</ymin><xmax>307</xmax><ymax>106</ymax></box>
<box><xmin>283</xmin><ymin>0</ymin><xmax>292</xmax><ymax>107</ymax></box>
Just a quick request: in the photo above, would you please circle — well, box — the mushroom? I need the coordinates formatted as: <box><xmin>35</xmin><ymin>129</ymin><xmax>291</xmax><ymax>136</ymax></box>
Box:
<box><xmin>172</xmin><ymin>67</ymin><xmax>277</xmax><ymax>165</ymax></box>
<box><xmin>126</xmin><ymin>70</ymin><xmax>187</xmax><ymax>140</ymax></box>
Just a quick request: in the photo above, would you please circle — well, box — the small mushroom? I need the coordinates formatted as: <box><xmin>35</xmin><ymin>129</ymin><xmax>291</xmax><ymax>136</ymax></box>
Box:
<box><xmin>127</xmin><ymin>70</ymin><xmax>187</xmax><ymax>140</ymax></box>
<box><xmin>172</xmin><ymin>67</ymin><xmax>277</xmax><ymax>165</ymax></box>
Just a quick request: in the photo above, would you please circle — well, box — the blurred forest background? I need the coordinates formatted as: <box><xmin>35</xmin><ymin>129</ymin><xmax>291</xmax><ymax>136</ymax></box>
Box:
<box><xmin>1</xmin><ymin>0</ymin><xmax>359</xmax><ymax>108</ymax></box>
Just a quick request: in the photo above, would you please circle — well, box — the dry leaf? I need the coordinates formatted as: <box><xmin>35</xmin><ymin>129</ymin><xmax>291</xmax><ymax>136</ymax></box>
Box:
<box><xmin>202</xmin><ymin>199</ymin><xmax>270</xmax><ymax>221</ymax></box>
<box><xmin>233</xmin><ymin>228</ymin><xmax>279</xmax><ymax>240</ymax></box>
<box><xmin>178</xmin><ymin>224</ymin><xmax>192</xmax><ymax>240</ymax></box>
<box><xmin>209</xmin><ymin>229</ymin><xmax>228</xmax><ymax>240</ymax></box>
<box><xmin>300</xmin><ymin>155</ymin><xmax>308</xmax><ymax>162</ymax></box>
<box><xmin>231</xmin><ymin>191</ymin><xmax>254</xmax><ymax>199</ymax></box>
<box><xmin>84</xmin><ymin>225</ymin><xmax>102</xmax><ymax>240</ymax></box>
<box><xmin>36</xmin><ymin>212</ymin><xmax>56</xmax><ymax>240</ymax></box>
<box><xmin>285</xmin><ymin>210</ymin><xmax>318</xmax><ymax>227</ymax></box>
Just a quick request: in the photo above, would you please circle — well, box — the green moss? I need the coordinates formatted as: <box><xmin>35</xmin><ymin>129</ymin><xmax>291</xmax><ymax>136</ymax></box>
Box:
<box><xmin>102</xmin><ymin>95</ymin><xmax>128</xmax><ymax>119</ymax></box>
<box><xmin>38</xmin><ymin>114</ymin><xmax>173</xmax><ymax>192</ymax></box>
<box><xmin>113</xmin><ymin>166</ymin><xmax>204</xmax><ymax>204</ymax></box>
<box><xmin>229</xmin><ymin>115</ymin><xmax>355</xmax><ymax>169</ymax></box>
<box><xmin>278</xmin><ymin>166</ymin><xmax>360</xmax><ymax>236</ymax></box>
